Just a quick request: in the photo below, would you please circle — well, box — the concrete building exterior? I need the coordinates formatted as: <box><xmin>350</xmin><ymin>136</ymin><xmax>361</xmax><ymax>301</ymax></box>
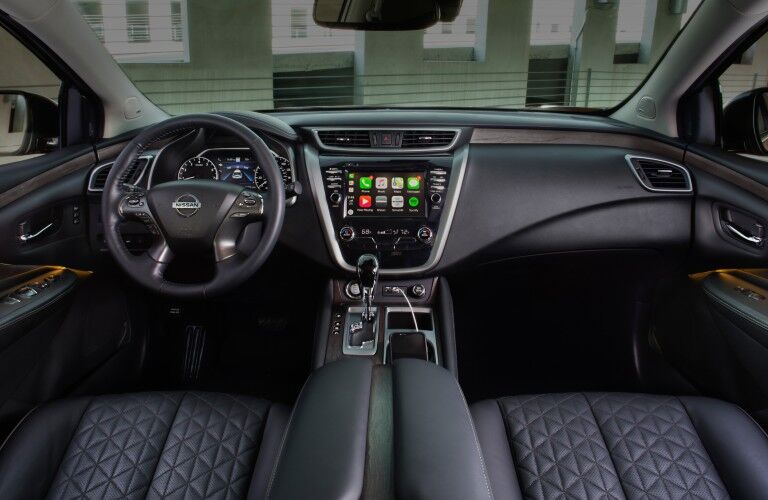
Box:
<box><xmin>1</xmin><ymin>0</ymin><xmax>767</xmax><ymax>116</ymax></box>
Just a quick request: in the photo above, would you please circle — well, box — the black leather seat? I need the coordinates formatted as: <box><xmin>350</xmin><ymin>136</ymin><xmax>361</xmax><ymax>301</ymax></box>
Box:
<box><xmin>0</xmin><ymin>358</ymin><xmax>373</xmax><ymax>500</ymax></box>
<box><xmin>472</xmin><ymin>393</ymin><xmax>768</xmax><ymax>500</ymax></box>
<box><xmin>0</xmin><ymin>391</ymin><xmax>289</xmax><ymax>500</ymax></box>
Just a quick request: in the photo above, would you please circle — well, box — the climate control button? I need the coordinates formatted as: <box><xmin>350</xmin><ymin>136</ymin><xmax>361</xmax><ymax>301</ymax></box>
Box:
<box><xmin>339</xmin><ymin>226</ymin><xmax>355</xmax><ymax>242</ymax></box>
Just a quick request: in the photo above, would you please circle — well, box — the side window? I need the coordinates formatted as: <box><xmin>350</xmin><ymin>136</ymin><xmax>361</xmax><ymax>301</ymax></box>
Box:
<box><xmin>719</xmin><ymin>32</ymin><xmax>768</xmax><ymax>156</ymax></box>
<box><xmin>0</xmin><ymin>25</ymin><xmax>61</xmax><ymax>165</ymax></box>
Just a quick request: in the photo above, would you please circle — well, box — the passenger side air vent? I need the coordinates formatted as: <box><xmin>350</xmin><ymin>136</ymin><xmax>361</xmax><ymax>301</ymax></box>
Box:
<box><xmin>88</xmin><ymin>156</ymin><xmax>152</xmax><ymax>192</ymax></box>
<box><xmin>316</xmin><ymin>130</ymin><xmax>372</xmax><ymax>148</ymax></box>
<box><xmin>626</xmin><ymin>155</ymin><xmax>692</xmax><ymax>193</ymax></box>
<box><xmin>401</xmin><ymin>130</ymin><xmax>456</xmax><ymax>148</ymax></box>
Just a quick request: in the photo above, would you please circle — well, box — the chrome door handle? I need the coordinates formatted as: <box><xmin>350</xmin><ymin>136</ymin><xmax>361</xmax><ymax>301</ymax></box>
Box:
<box><xmin>19</xmin><ymin>222</ymin><xmax>54</xmax><ymax>242</ymax></box>
<box><xmin>724</xmin><ymin>222</ymin><xmax>764</xmax><ymax>247</ymax></box>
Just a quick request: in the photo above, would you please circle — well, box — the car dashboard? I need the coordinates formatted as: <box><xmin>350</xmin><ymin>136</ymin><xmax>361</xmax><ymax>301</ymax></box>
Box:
<box><xmin>84</xmin><ymin>109</ymin><xmax>696</xmax><ymax>276</ymax></box>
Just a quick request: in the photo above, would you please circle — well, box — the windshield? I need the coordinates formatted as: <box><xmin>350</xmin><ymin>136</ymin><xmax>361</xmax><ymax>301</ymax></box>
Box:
<box><xmin>71</xmin><ymin>0</ymin><xmax>702</xmax><ymax>114</ymax></box>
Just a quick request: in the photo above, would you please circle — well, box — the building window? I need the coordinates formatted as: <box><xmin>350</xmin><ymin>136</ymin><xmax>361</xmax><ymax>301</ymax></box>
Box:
<box><xmin>424</xmin><ymin>0</ymin><xmax>479</xmax><ymax>48</ymax></box>
<box><xmin>466</xmin><ymin>18</ymin><xmax>476</xmax><ymax>35</ymax></box>
<box><xmin>171</xmin><ymin>1</ymin><xmax>183</xmax><ymax>42</ymax></box>
<box><xmin>126</xmin><ymin>0</ymin><xmax>150</xmax><ymax>43</ymax></box>
<box><xmin>77</xmin><ymin>1</ymin><xmax>104</xmax><ymax>42</ymax></box>
<box><xmin>530</xmin><ymin>0</ymin><xmax>575</xmax><ymax>45</ymax></box>
<box><xmin>290</xmin><ymin>8</ymin><xmax>308</xmax><ymax>39</ymax></box>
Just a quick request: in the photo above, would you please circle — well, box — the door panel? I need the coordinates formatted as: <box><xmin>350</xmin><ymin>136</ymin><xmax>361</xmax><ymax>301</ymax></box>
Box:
<box><xmin>651</xmin><ymin>146</ymin><xmax>768</xmax><ymax>426</ymax></box>
<box><xmin>0</xmin><ymin>146</ymin><xmax>94</xmax><ymax>269</ymax></box>
<box><xmin>687</xmin><ymin>146</ymin><xmax>768</xmax><ymax>270</ymax></box>
<box><xmin>0</xmin><ymin>265</ymin><xmax>145</xmax><ymax>438</ymax></box>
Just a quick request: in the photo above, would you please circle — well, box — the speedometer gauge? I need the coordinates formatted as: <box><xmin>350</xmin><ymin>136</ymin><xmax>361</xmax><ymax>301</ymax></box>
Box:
<box><xmin>253</xmin><ymin>153</ymin><xmax>293</xmax><ymax>190</ymax></box>
<box><xmin>178</xmin><ymin>157</ymin><xmax>219</xmax><ymax>181</ymax></box>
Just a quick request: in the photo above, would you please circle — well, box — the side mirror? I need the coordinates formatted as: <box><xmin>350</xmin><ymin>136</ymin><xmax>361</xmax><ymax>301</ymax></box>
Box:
<box><xmin>314</xmin><ymin>0</ymin><xmax>448</xmax><ymax>30</ymax></box>
<box><xmin>722</xmin><ymin>88</ymin><xmax>768</xmax><ymax>155</ymax></box>
<box><xmin>0</xmin><ymin>92</ymin><xmax>58</xmax><ymax>157</ymax></box>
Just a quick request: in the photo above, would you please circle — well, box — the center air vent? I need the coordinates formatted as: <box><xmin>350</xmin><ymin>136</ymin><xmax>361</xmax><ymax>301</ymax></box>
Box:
<box><xmin>626</xmin><ymin>155</ymin><xmax>692</xmax><ymax>193</ymax></box>
<box><xmin>316</xmin><ymin>130</ymin><xmax>372</xmax><ymax>148</ymax></box>
<box><xmin>88</xmin><ymin>156</ymin><xmax>152</xmax><ymax>192</ymax></box>
<box><xmin>401</xmin><ymin>130</ymin><xmax>456</xmax><ymax>148</ymax></box>
<box><xmin>314</xmin><ymin>128</ymin><xmax>460</xmax><ymax>151</ymax></box>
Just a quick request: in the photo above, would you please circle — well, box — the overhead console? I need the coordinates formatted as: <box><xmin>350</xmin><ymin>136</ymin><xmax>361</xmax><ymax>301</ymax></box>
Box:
<box><xmin>305</xmin><ymin>128</ymin><xmax>468</xmax><ymax>274</ymax></box>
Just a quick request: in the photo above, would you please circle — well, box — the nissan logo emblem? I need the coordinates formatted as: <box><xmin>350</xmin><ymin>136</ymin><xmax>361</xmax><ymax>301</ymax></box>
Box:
<box><xmin>172</xmin><ymin>194</ymin><xmax>201</xmax><ymax>217</ymax></box>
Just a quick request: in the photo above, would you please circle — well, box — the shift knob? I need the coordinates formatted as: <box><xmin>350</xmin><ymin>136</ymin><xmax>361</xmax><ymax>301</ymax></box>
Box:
<box><xmin>357</xmin><ymin>254</ymin><xmax>379</xmax><ymax>322</ymax></box>
<box><xmin>357</xmin><ymin>254</ymin><xmax>379</xmax><ymax>288</ymax></box>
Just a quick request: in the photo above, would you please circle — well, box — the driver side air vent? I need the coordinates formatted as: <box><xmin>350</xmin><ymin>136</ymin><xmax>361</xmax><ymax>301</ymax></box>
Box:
<box><xmin>88</xmin><ymin>156</ymin><xmax>153</xmax><ymax>192</ymax></box>
<box><xmin>316</xmin><ymin>130</ymin><xmax>372</xmax><ymax>148</ymax></box>
<box><xmin>401</xmin><ymin>130</ymin><xmax>456</xmax><ymax>148</ymax></box>
<box><xmin>626</xmin><ymin>155</ymin><xmax>692</xmax><ymax>193</ymax></box>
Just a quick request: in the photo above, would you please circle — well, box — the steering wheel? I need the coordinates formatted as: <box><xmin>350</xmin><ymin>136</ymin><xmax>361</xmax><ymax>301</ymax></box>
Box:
<box><xmin>101</xmin><ymin>114</ymin><xmax>286</xmax><ymax>299</ymax></box>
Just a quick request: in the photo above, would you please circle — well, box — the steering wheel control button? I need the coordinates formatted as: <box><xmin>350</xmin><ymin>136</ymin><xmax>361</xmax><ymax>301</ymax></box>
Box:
<box><xmin>339</xmin><ymin>226</ymin><xmax>355</xmax><ymax>242</ymax></box>
<box><xmin>410</xmin><ymin>284</ymin><xmax>427</xmax><ymax>298</ymax></box>
<box><xmin>417</xmin><ymin>226</ymin><xmax>434</xmax><ymax>244</ymax></box>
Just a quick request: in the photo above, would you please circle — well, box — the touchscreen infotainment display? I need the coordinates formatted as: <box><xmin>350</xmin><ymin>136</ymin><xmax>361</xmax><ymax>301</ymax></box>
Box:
<box><xmin>346</xmin><ymin>171</ymin><xmax>426</xmax><ymax>217</ymax></box>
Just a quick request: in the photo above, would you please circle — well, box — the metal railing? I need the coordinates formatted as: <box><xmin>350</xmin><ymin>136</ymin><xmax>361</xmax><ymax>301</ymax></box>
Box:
<box><xmin>127</xmin><ymin>68</ymin><xmax>651</xmax><ymax>112</ymax></box>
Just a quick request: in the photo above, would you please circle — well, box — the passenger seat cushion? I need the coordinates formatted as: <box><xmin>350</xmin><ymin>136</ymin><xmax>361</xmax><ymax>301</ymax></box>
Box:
<box><xmin>0</xmin><ymin>392</ymin><xmax>282</xmax><ymax>500</ymax></box>
<box><xmin>473</xmin><ymin>393</ymin><xmax>768</xmax><ymax>500</ymax></box>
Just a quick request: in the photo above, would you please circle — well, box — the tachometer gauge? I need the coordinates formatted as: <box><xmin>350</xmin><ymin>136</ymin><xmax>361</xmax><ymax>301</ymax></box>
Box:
<box><xmin>178</xmin><ymin>157</ymin><xmax>219</xmax><ymax>180</ymax></box>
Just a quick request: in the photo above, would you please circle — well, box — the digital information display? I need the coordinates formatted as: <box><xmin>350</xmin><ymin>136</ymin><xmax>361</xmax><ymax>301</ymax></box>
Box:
<box><xmin>346</xmin><ymin>171</ymin><xmax>426</xmax><ymax>217</ymax></box>
<box><xmin>216</xmin><ymin>154</ymin><xmax>257</xmax><ymax>186</ymax></box>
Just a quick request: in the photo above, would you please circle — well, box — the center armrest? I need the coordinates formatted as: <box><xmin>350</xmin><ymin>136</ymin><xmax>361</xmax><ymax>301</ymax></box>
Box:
<box><xmin>392</xmin><ymin>359</ymin><xmax>493</xmax><ymax>500</ymax></box>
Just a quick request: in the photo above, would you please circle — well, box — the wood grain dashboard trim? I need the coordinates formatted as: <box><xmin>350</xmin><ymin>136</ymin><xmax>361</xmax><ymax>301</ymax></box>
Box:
<box><xmin>470</xmin><ymin>128</ymin><xmax>685</xmax><ymax>162</ymax></box>
<box><xmin>685</xmin><ymin>151</ymin><xmax>768</xmax><ymax>201</ymax></box>
<box><xmin>0</xmin><ymin>151</ymin><xmax>96</xmax><ymax>210</ymax></box>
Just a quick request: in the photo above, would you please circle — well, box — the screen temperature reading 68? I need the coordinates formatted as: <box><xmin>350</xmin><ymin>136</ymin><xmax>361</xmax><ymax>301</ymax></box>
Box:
<box><xmin>346</xmin><ymin>171</ymin><xmax>426</xmax><ymax>217</ymax></box>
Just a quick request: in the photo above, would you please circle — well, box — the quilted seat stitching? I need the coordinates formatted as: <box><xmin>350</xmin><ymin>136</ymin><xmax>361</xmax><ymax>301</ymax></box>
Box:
<box><xmin>499</xmin><ymin>393</ymin><xmax>625</xmax><ymax>500</ymax></box>
<box><xmin>147</xmin><ymin>391</ymin><xmax>268</xmax><ymax>499</ymax></box>
<box><xmin>45</xmin><ymin>391</ymin><xmax>269</xmax><ymax>500</ymax></box>
<box><xmin>47</xmin><ymin>393</ymin><xmax>182</xmax><ymax>500</ymax></box>
<box><xmin>586</xmin><ymin>393</ymin><xmax>729</xmax><ymax>500</ymax></box>
<box><xmin>498</xmin><ymin>393</ymin><xmax>733</xmax><ymax>500</ymax></box>
<box><xmin>583</xmin><ymin>393</ymin><xmax>631</xmax><ymax>500</ymax></box>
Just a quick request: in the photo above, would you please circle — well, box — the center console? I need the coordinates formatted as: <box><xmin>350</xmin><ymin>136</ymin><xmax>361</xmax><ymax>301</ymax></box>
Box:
<box><xmin>306</xmin><ymin>147</ymin><xmax>467</xmax><ymax>274</ymax></box>
<box><xmin>306</xmin><ymin>135</ymin><xmax>465</xmax><ymax>373</ymax></box>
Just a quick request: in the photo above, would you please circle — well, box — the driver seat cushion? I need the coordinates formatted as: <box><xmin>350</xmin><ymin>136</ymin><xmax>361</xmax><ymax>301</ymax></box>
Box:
<box><xmin>471</xmin><ymin>392</ymin><xmax>768</xmax><ymax>500</ymax></box>
<box><xmin>0</xmin><ymin>391</ymin><xmax>289</xmax><ymax>500</ymax></box>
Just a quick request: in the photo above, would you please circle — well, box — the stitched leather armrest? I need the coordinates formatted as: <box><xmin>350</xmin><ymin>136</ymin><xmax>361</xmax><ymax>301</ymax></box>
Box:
<box><xmin>267</xmin><ymin>358</ymin><xmax>373</xmax><ymax>500</ymax></box>
<box><xmin>392</xmin><ymin>359</ymin><xmax>493</xmax><ymax>500</ymax></box>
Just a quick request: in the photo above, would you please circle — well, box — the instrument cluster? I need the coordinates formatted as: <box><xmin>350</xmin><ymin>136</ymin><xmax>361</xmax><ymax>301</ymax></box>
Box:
<box><xmin>177</xmin><ymin>148</ymin><xmax>293</xmax><ymax>190</ymax></box>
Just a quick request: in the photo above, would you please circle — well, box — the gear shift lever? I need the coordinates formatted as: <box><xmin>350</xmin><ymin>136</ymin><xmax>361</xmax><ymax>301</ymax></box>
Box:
<box><xmin>357</xmin><ymin>254</ymin><xmax>379</xmax><ymax>322</ymax></box>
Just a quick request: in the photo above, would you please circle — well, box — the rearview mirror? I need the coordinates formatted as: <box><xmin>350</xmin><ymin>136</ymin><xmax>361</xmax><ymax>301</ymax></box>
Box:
<box><xmin>314</xmin><ymin>0</ymin><xmax>449</xmax><ymax>31</ymax></box>
<box><xmin>0</xmin><ymin>92</ymin><xmax>58</xmax><ymax>157</ymax></box>
<box><xmin>722</xmin><ymin>88</ymin><xmax>768</xmax><ymax>155</ymax></box>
